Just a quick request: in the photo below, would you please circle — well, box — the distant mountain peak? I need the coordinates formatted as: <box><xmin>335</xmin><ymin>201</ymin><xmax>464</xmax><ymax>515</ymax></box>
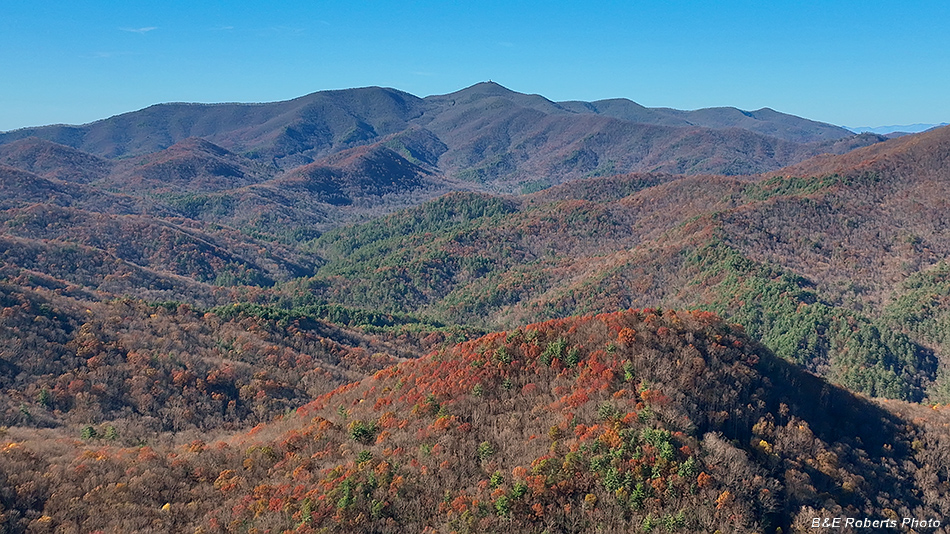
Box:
<box><xmin>474</xmin><ymin>80</ymin><xmax>505</xmax><ymax>87</ymax></box>
<box><xmin>433</xmin><ymin>80</ymin><xmax>527</xmax><ymax>100</ymax></box>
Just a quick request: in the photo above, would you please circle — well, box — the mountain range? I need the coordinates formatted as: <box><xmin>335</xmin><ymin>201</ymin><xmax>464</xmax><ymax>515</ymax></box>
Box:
<box><xmin>1</xmin><ymin>82</ymin><xmax>883</xmax><ymax>184</ymax></box>
<box><xmin>846</xmin><ymin>123</ymin><xmax>950</xmax><ymax>135</ymax></box>
<box><xmin>1</xmin><ymin>83</ymin><xmax>949</xmax><ymax>533</ymax></box>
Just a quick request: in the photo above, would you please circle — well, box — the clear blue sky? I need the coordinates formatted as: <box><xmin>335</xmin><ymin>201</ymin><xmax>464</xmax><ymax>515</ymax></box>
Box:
<box><xmin>2</xmin><ymin>1</ymin><xmax>948</xmax><ymax>131</ymax></box>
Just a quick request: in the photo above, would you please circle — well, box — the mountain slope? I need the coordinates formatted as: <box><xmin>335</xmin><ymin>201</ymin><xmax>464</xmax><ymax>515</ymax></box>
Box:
<box><xmin>0</xmin><ymin>124</ymin><xmax>941</xmax><ymax>401</ymax></box>
<box><xmin>0</xmin><ymin>87</ymin><xmax>425</xmax><ymax>166</ymax></box>
<box><xmin>415</xmin><ymin>82</ymin><xmax>882</xmax><ymax>183</ymax></box>
<box><xmin>0</xmin><ymin>281</ymin><xmax>406</xmax><ymax>432</ymax></box>
<box><xmin>104</xmin><ymin>137</ymin><xmax>275</xmax><ymax>194</ymax></box>
<box><xmin>0</xmin><ymin>165</ymin><xmax>140</xmax><ymax>213</ymax></box>
<box><xmin>272</xmin><ymin>142</ymin><xmax>438</xmax><ymax>206</ymax></box>
<box><xmin>0</xmin><ymin>86</ymin><xmax>949</xmax><ymax>534</ymax></box>
<box><xmin>1</xmin><ymin>310</ymin><xmax>946</xmax><ymax>533</ymax></box>
<box><xmin>722</xmin><ymin>125</ymin><xmax>950</xmax><ymax>307</ymax></box>
<box><xmin>0</xmin><ymin>137</ymin><xmax>113</xmax><ymax>184</ymax></box>
<box><xmin>0</xmin><ymin>200</ymin><xmax>320</xmax><ymax>300</ymax></box>
<box><xmin>766</xmin><ymin>123</ymin><xmax>950</xmax><ymax>180</ymax></box>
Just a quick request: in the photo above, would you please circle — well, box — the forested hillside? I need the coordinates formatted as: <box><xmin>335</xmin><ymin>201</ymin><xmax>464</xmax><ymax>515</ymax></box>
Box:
<box><xmin>1</xmin><ymin>311</ymin><xmax>948</xmax><ymax>532</ymax></box>
<box><xmin>0</xmin><ymin>279</ymin><xmax>455</xmax><ymax>434</ymax></box>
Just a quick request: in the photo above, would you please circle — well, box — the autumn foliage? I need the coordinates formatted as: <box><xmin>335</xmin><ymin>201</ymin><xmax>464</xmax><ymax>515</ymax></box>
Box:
<box><xmin>2</xmin><ymin>309</ymin><xmax>948</xmax><ymax>533</ymax></box>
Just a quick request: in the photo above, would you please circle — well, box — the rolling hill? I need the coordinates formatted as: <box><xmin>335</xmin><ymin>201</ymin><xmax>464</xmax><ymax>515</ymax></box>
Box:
<box><xmin>0</xmin><ymin>137</ymin><xmax>113</xmax><ymax>184</ymax></box>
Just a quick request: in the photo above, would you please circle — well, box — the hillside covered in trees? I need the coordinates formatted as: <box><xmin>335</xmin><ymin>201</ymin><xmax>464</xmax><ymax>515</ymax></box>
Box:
<box><xmin>2</xmin><ymin>310</ymin><xmax>948</xmax><ymax>532</ymax></box>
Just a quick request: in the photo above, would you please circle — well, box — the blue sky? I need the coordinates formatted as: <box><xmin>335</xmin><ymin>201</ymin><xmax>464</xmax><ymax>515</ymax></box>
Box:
<box><xmin>2</xmin><ymin>1</ymin><xmax>948</xmax><ymax>131</ymax></box>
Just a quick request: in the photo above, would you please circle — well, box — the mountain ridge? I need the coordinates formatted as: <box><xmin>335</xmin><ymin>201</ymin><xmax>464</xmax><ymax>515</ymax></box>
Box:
<box><xmin>0</xmin><ymin>82</ymin><xmax>885</xmax><ymax>186</ymax></box>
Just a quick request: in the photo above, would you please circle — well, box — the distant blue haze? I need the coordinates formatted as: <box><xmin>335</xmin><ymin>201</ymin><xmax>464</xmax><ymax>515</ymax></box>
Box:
<box><xmin>846</xmin><ymin>124</ymin><xmax>950</xmax><ymax>135</ymax></box>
